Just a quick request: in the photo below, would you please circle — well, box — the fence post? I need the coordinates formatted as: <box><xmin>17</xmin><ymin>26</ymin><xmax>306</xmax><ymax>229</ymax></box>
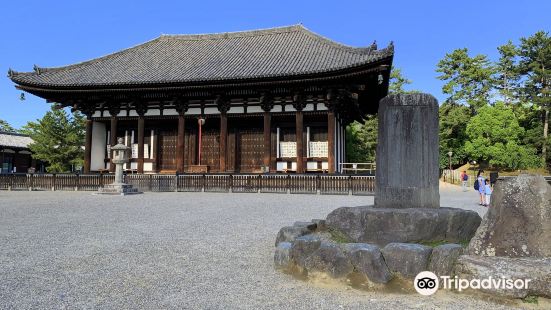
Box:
<box><xmin>316</xmin><ymin>175</ymin><xmax>321</xmax><ymax>195</ymax></box>
<box><xmin>75</xmin><ymin>174</ymin><xmax>79</xmax><ymax>191</ymax></box>
<box><xmin>29</xmin><ymin>173</ymin><xmax>33</xmax><ymax>191</ymax></box>
<box><xmin>148</xmin><ymin>174</ymin><xmax>153</xmax><ymax>192</ymax></box>
<box><xmin>286</xmin><ymin>174</ymin><xmax>290</xmax><ymax>194</ymax></box>
<box><xmin>175</xmin><ymin>172</ymin><xmax>179</xmax><ymax>192</ymax></box>
<box><xmin>348</xmin><ymin>175</ymin><xmax>352</xmax><ymax>195</ymax></box>
<box><xmin>52</xmin><ymin>173</ymin><xmax>56</xmax><ymax>191</ymax></box>
<box><xmin>8</xmin><ymin>174</ymin><xmax>12</xmax><ymax>191</ymax></box>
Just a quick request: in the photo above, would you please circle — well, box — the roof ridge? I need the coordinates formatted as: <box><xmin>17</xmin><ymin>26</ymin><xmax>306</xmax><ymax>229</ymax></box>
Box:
<box><xmin>160</xmin><ymin>24</ymin><xmax>303</xmax><ymax>41</ymax></box>
<box><xmin>297</xmin><ymin>25</ymin><xmax>377</xmax><ymax>55</ymax></box>
<box><xmin>0</xmin><ymin>131</ymin><xmax>30</xmax><ymax>137</ymax></box>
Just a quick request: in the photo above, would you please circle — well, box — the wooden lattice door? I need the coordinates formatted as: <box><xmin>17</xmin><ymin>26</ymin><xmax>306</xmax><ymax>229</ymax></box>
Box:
<box><xmin>236</xmin><ymin>128</ymin><xmax>263</xmax><ymax>172</ymax></box>
<box><xmin>201</xmin><ymin>129</ymin><xmax>220</xmax><ymax>172</ymax></box>
<box><xmin>159</xmin><ymin>130</ymin><xmax>177</xmax><ymax>171</ymax></box>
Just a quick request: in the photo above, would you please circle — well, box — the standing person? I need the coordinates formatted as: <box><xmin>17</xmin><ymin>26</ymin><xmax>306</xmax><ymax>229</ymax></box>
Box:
<box><xmin>484</xmin><ymin>179</ymin><xmax>492</xmax><ymax>207</ymax></box>
<box><xmin>475</xmin><ymin>170</ymin><xmax>485</xmax><ymax>206</ymax></box>
<box><xmin>460</xmin><ymin>170</ymin><xmax>469</xmax><ymax>192</ymax></box>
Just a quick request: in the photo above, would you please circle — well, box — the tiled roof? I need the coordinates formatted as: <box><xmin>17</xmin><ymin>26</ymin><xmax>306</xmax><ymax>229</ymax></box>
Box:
<box><xmin>9</xmin><ymin>25</ymin><xmax>393</xmax><ymax>88</ymax></box>
<box><xmin>0</xmin><ymin>132</ymin><xmax>33</xmax><ymax>148</ymax></box>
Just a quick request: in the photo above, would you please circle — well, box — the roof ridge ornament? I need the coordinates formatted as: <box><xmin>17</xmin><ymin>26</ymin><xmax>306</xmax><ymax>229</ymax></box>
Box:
<box><xmin>370</xmin><ymin>40</ymin><xmax>377</xmax><ymax>50</ymax></box>
<box><xmin>33</xmin><ymin>65</ymin><xmax>41</xmax><ymax>75</ymax></box>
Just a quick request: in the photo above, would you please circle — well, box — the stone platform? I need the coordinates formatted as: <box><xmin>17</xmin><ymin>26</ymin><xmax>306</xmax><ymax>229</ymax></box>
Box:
<box><xmin>325</xmin><ymin>205</ymin><xmax>481</xmax><ymax>246</ymax></box>
<box><xmin>95</xmin><ymin>183</ymin><xmax>142</xmax><ymax>195</ymax></box>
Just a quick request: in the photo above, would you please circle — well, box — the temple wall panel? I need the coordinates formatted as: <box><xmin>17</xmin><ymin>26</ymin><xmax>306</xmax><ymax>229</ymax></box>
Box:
<box><xmin>145</xmin><ymin>109</ymin><xmax>161</xmax><ymax>116</ymax></box>
<box><xmin>246</xmin><ymin>106</ymin><xmax>262</xmax><ymax>113</ymax></box>
<box><xmin>91</xmin><ymin>121</ymin><xmax>107</xmax><ymax>171</ymax></box>
<box><xmin>228</xmin><ymin>106</ymin><xmax>244</xmax><ymax>114</ymax></box>
<box><xmin>204</xmin><ymin>107</ymin><xmax>219</xmax><ymax>115</ymax></box>
<box><xmin>163</xmin><ymin>108</ymin><xmax>178</xmax><ymax>116</ymax></box>
<box><xmin>187</xmin><ymin>107</ymin><xmax>201</xmax><ymax>115</ymax></box>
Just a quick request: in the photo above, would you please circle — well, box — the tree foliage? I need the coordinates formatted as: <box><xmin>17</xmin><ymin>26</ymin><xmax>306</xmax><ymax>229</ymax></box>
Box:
<box><xmin>0</xmin><ymin>119</ymin><xmax>17</xmax><ymax>133</ymax></box>
<box><xmin>464</xmin><ymin>103</ymin><xmax>540</xmax><ymax>169</ymax></box>
<box><xmin>21</xmin><ymin>106</ymin><xmax>85</xmax><ymax>173</ymax></box>
<box><xmin>439</xmin><ymin>101</ymin><xmax>471</xmax><ymax>168</ymax></box>
<box><xmin>495</xmin><ymin>41</ymin><xmax>521</xmax><ymax>105</ymax></box>
<box><xmin>517</xmin><ymin>31</ymin><xmax>551</xmax><ymax>168</ymax></box>
<box><xmin>435</xmin><ymin>31</ymin><xmax>549</xmax><ymax>170</ymax></box>
<box><xmin>345</xmin><ymin>116</ymin><xmax>377</xmax><ymax>163</ymax></box>
<box><xmin>436</xmin><ymin>48</ymin><xmax>495</xmax><ymax>111</ymax></box>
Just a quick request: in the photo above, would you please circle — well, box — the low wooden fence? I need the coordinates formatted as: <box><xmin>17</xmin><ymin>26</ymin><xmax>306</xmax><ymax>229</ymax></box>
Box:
<box><xmin>0</xmin><ymin>173</ymin><xmax>376</xmax><ymax>195</ymax></box>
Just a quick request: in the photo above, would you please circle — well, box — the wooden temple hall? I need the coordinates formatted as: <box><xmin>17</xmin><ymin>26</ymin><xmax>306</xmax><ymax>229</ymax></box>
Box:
<box><xmin>9</xmin><ymin>25</ymin><xmax>393</xmax><ymax>174</ymax></box>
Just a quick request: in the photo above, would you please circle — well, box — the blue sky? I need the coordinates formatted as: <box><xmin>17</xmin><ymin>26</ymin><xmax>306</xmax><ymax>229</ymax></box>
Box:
<box><xmin>1</xmin><ymin>0</ymin><xmax>549</xmax><ymax>128</ymax></box>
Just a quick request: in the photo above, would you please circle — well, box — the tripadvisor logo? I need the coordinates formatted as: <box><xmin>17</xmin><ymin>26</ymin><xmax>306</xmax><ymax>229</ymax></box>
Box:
<box><xmin>414</xmin><ymin>271</ymin><xmax>532</xmax><ymax>296</ymax></box>
<box><xmin>414</xmin><ymin>271</ymin><xmax>439</xmax><ymax>296</ymax></box>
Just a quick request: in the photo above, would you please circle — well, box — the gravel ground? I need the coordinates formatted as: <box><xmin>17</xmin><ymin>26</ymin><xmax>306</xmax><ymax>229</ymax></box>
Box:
<box><xmin>0</xmin><ymin>187</ymin><xmax>521</xmax><ymax>309</ymax></box>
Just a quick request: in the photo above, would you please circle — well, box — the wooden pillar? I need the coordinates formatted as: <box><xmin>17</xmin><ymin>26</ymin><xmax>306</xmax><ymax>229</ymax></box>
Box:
<box><xmin>109</xmin><ymin>116</ymin><xmax>117</xmax><ymax>173</ymax></box>
<box><xmin>263</xmin><ymin>112</ymin><xmax>271</xmax><ymax>170</ymax></box>
<box><xmin>327</xmin><ymin>112</ymin><xmax>336</xmax><ymax>173</ymax></box>
<box><xmin>84</xmin><ymin>118</ymin><xmax>93</xmax><ymax>173</ymax></box>
<box><xmin>137</xmin><ymin>116</ymin><xmax>145</xmax><ymax>173</ymax></box>
<box><xmin>296</xmin><ymin>111</ymin><xmax>304</xmax><ymax>174</ymax></box>
<box><xmin>219</xmin><ymin>112</ymin><xmax>227</xmax><ymax>172</ymax></box>
<box><xmin>177</xmin><ymin>114</ymin><xmax>185</xmax><ymax>173</ymax></box>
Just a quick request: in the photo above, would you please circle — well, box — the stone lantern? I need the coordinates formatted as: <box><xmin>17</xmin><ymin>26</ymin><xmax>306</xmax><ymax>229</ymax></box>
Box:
<box><xmin>96</xmin><ymin>138</ymin><xmax>142</xmax><ymax>195</ymax></box>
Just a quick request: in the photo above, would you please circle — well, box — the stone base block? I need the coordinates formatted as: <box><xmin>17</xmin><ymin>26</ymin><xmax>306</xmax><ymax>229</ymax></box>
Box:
<box><xmin>96</xmin><ymin>183</ymin><xmax>142</xmax><ymax>196</ymax></box>
<box><xmin>326</xmin><ymin>205</ymin><xmax>481</xmax><ymax>246</ymax></box>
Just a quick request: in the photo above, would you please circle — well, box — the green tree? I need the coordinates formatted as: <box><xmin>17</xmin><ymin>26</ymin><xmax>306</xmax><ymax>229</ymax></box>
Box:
<box><xmin>464</xmin><ymin>103</ymin><xmax>540</xmax><ymax>169</ymax></box>
<box><xmin>517</xmin><ymin>31</ymin><xmax>551</xmax><ymax>168</ymax></box>
<box><xmin>495</xmin><ymin>41</ymin><xmax>521</xmax><ymax>105</ymax></box>
<box><xmin>389</xmin><ymin>66</ymin><xmax>415</xmax><ymax>94</ymax></box>
<box><xmin>439</xmin><ymin>101</ymin><xmax>471</xmax><ymax>168</ymax></box>
<box><xmin>21</xmin><ymin>106</ymin><xmax>85</xmax><ymax>173</ymax></box>
<box><xmin>436</xmin><ymin>48</ymin><xmax>496</xmax><ymax>112</ymax></box>
<box><xmin>0</xmin><ymin>119</ymin><xmax>17</xmax><ymax>133</ymax></box>
<box><xmin>345</xmin><ymin>116</ymin><xmax>377</xmax><ymax>163</ymax></box>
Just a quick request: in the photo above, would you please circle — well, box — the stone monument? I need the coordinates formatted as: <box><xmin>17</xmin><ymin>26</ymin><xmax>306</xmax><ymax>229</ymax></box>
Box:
<box><xmin>96</xmin><ymin>138</ymin><xmax>142</xmax><ymax>195</ymax></box>
<box><xmin>375</xmin><ymin>93</ymin><xmax>440</xmax><ymax>209</ymax></box>
<box><xmin>325</xmin><ymin>93</ymin><xmax>480</xmax><ymax>245</ymax></box>
<box><xmin>274</xmin><ymin>93</ymin><xmax>481</xmax><ymax>287</ymax></box>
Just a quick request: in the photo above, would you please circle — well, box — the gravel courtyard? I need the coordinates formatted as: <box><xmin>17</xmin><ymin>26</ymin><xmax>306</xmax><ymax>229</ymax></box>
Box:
<box><xmin>0</xmin><ymin>187</ymin><xmax>518</xmax><ymax>309</ymax></box>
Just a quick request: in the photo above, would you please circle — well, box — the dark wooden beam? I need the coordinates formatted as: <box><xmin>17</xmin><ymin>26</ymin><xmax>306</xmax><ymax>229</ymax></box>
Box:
<box><xmin>84</xmin><ymin>118</ymin><xmax>93</xmax><ymax>173</ymax></box>
<box><xmin>219</xmin><ymin>113</ymin><xmax>227</xmax><ymax>172</ymax></box>
<box><xmin>260</xmin><ymin>92</ymin><xmax>274</xmax><ymax>172</ymax></box>
<box><xmin>327</xmin><ymin>111</ymin><xmax>336</xmax><ymax>173</ymax></box>
<box><xmin>177</xmin><ymin>114</ymin><xmax>185</xmax><ymax>173</ymax></box>
<box><xmin>109</xmin><ymin>116</ymin><xmax>117</xmax><ymax>173</ymax></box>
<box><xmin>296</xmin><ymin>111</ymin><xmax>304</xmax><ymax>173</ymax></box>
<box><xmin>137</xmin><ymin>116</ymin><xmax>145</xmax><ymax>173</ymax></box>
<box><xmin>263</xmin><ymin>112</ymin><xmax>271</xmax><ymax>171</ymax></box>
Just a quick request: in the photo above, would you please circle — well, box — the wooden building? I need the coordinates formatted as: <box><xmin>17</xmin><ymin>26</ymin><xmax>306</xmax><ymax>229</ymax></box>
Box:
<box><xmin>9</xmin><ymin>25</ymin><xmax>393</xmax><ymax>174</ymax></box>
<box><xmin>0</xmin><ymin>131</ymin><xmax>35</xmax><ymax>173</ymax></box>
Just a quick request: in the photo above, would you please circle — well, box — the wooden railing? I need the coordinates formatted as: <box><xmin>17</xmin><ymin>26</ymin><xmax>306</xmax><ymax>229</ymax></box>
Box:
<box><xmin>0</xmin><ymin>173</ymin><xmax>376</xmax><ymax>195</ymax></box>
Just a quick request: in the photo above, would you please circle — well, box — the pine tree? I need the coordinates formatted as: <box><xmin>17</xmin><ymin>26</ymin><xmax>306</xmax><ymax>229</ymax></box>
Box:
<box><xmin>517</xmin><ymin>31</ymin><xmax>551</xmax><ymax>168</ymax></box>
<box><xmin>389</xmin><ymin>66</ymin><xmax>416</xmax><ymax>94</ymax></box>
<box><xmin>436</xmin><ymin>48</ymin><xmax>496</xmax><ymax>112</ymax></box>
<box><xmin>0</xmin><ymin>119</ymin><xmax>17</xmax><ymax>133</ymax></box>
<box><xmin>21</xmin><ymin>106</ymin><xmax>85</xmax><ymax>173</ymax></box>
<box><xmin>495</xmin><ymin>41</ymin><xmax>521</xmax><ymax>105</ymax></box>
